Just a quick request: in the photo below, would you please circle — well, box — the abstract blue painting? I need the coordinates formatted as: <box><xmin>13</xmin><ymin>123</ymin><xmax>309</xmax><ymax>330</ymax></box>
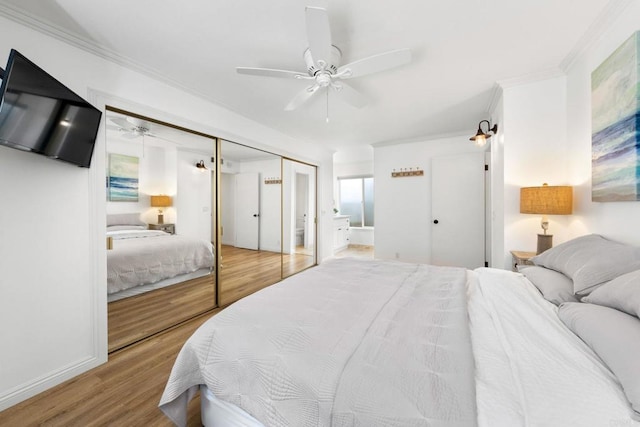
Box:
<box><xmin>592</xmin><ymin>31</ymin><xmax>640</xmax><ymax>202</ymax></box>
<box><xmin>108</xmin><ymin>153</ymin><xmax>139</xmax><ymax>201</ymax></box>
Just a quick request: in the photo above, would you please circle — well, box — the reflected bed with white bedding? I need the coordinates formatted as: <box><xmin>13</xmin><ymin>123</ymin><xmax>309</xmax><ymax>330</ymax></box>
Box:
<box><xmin>159</xmin><ymin>234</ymin><xmax>640</xmax><ymax>427</ymax></box>
<box><xmin>107</xmin><ymin>228</ymin><xmax>215</xmax><ymax>302</ymax></box>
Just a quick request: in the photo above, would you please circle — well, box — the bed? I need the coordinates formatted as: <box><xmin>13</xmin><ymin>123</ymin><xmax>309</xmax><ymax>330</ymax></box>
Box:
<box><xmin>159</xmin><ymin>234</ymin><xmax>640</xmax><ymax>426</ymax></box>
<box><xmin>107</xmin><ymin>213</ymin><xmax>215</xmax><ymax>302</ymax></box>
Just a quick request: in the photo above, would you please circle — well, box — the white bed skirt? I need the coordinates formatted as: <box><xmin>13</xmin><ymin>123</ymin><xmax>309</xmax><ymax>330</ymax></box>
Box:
<box><xmin>108</xmin><ymin>268</ymin><xmax>212</xmax><ymax>302</ymax></box>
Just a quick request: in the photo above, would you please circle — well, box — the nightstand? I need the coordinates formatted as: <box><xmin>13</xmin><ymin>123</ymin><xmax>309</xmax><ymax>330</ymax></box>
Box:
<box><xmin>148</xmin><ymin>223</ymin><xmax>175</xmax><ymax>234</ymax></box>
<box><xmin>510</xmin><ymin>250</ymin><xmax>536</xmax><ymax>272</ymax></box>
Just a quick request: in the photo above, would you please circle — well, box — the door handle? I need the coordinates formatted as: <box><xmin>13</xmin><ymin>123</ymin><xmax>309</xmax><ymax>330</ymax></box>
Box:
<box><xmin>253</xmin><ymin>214</ymin><xmax>259</xmax><ymax>217</ymax></box>
<box><xmin>433</xmin><ymin>219</ymin><xmax>439</xmax><ymax>224</ymax></box>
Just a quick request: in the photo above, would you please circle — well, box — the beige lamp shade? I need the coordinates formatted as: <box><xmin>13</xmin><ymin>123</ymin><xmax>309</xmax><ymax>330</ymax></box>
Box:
<box><xmin>150</xmin><ymin>195</ymin><xmax>172</xmax><ymax>208</ymax></box>
<box><xmin>520</xmin><ymin>183</ymin><xmax>573</xmax><ymax>254</ymax></box>
<box><xmin>520</xmin><ymin>184</ymin><xmax>572</xmax><ymax>215</ymax></box>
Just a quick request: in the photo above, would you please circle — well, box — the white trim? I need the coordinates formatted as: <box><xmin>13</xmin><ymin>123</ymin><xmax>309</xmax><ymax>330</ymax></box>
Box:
<box><xmin>486</xmin><ymin>84</ymin><xmax>503</xmax><ymax>116</ymax></box>
<box><xmin>496</xmin><ymin>67</ymin><xmax>566</xmax><ymax>90</ymax></box>
<box><xmin>0</xmin><ymin>355</ymin><xmax>102</xmax><ymax>410</ymax></box>
<box><xmin>559</xmin><ymin>0</ymin><xmax>635</xmax><ymax>72</ymax></box>
<box><xmin>0</xmin><ymin>3</ymin><xmax>245</xmax><ymax>123</ymax></box>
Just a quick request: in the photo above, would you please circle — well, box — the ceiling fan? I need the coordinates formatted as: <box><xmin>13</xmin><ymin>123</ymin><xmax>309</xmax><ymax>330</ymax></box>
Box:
<box><xmin>108</xmin><ymin>116</ymin><xmax>158</xmax><ymax>139</ymax></box>
<box><xmin>236</xmin><ymin>6</ymin><xmax>412</xmax><ymax>113</ymax></box>
<box><xmin>108</xmin><ymin>116</ymin><xmax>183</xmax><ymax>146</ymax></box>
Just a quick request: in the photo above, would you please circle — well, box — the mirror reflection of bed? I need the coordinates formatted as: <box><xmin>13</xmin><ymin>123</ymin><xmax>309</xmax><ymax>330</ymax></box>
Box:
<box><xmin>218</xmin><ymin>141</ymin><xmax>317</xmax><ymax>307</ymax></box>
<box><xmin>105</xmin><ymin>108</ymin><xmax>217</xmax><ymax>352</ymax></box>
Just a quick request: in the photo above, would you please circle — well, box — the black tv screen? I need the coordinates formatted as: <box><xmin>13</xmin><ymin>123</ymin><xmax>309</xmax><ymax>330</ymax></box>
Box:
<box><xmin>0</xmin><ymin>49</ymin><xmax>102</xmax><ymax>168</ymax></box>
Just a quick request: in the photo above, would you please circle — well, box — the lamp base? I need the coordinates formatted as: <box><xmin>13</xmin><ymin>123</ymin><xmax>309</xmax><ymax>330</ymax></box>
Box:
<box><xmin>157</xmin><ymin>213</ymin><xmax>164</xmax><ymax>224</ymax></box>
<box><xmin>537</xmin><ymin>234</ymin><xmax>553</xmax><ymax>254</ymax></box>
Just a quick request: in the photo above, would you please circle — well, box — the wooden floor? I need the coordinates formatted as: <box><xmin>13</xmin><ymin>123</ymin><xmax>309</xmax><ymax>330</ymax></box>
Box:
<box><xmin>108</xmin><ymin>273</ymin><xmax>216</xmax><ymax>352</ymax></box>
<box><xmin>0</xmin><ymin>311</ymin><xmax>218</xmax><ymax>426</ymax></box>
<box><xmin>0</xmin><ymin>248</ymin><xmax>320</xmax><ymax>425</ymax></box>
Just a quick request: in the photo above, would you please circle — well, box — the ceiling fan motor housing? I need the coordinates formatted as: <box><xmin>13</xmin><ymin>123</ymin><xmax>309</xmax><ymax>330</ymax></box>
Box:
<box><xmin>304</xmin><ymin>45</ymin><xmax>342</xmax><ymax>76</ymax></box>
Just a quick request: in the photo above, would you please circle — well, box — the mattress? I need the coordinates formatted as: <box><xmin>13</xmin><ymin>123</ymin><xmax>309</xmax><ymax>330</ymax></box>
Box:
<box><xmin>161</xmin><ymin>260</ymin><xmax>639</xmax><ymax>426</ymax></box>
<box><xmin>106</xmin><ymin>229</ymin><xmax>214</xmax><ymax>295</ymax></box>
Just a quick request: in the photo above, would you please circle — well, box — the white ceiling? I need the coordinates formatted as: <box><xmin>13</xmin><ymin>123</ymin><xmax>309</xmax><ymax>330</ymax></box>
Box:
<box><xmin>0</xmin><ymin>0</ymin><xmax>613</xmax><ymax>150</ymax></box>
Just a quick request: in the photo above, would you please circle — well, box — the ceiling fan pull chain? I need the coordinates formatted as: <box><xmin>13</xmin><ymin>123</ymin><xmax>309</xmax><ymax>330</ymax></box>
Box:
<box><xmin>326</xmin><ymin>88</ymin><xmax>330</xmax><ymax>123</ymax></box>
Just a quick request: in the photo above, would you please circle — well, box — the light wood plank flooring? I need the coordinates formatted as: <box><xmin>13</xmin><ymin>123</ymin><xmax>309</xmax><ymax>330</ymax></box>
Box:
<box><xmin>108</xmin><ymin>273</ymin><xmax>216</xmax><ymax>352</ymax></box>
<box><xmin>219</xmin><ymin>245</ymin><xmax>315</xmax><ymax>306</ymax></box>
<box><xmin>0</xmin><ymin>311</ymin><xmax>218</xmax><ymax>426</ymax></box>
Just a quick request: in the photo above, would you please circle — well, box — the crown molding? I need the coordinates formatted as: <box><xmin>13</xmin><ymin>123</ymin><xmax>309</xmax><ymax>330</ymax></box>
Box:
<box><xmin>486</xmin><ymin>84</ymin><xmax>503</xmax><ymax>116</ymax></box>
<box><xmin>496</xmin><ymin>67</ymin><xmax>566</xmax><ymax>90</ymax></box>
<box><xmin>559</xmin><ymin>0</ymin><xmax>635</xmax><ymax>72</ymax></box>
<box><xmin>0</xmin><ymin>3</ymin><xmax>244</xmax><ymax>119</ymax></box>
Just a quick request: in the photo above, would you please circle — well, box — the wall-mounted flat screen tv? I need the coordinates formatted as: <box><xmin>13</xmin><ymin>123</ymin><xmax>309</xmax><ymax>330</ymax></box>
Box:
<box><xmin>0</xmin><ymin>49</ymin><xmax>102</xmax><ymax>168</ymax></box>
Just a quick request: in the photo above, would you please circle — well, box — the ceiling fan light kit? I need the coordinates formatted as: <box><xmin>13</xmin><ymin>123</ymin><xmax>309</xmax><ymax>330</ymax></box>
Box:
<box><xmin>236</xmin><ymin>6</ymin><xmax>412</xmax><ymax>117</ymax></box>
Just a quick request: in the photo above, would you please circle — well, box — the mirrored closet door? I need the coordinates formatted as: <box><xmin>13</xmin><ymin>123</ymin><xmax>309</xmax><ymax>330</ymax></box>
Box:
<box><xmin>105</xmin><ymin>107</ymin><xmax>217</xmax><ymax>352</ymax></box>
<box><xmin>282</xmin><ymin>158</ymin><xmax>317</xmax><ymax>278</ymax></box>
<box><xmin>218</xmin><ymin>140</ymin><xmax>283</xmax><ymax>306</ymax></box>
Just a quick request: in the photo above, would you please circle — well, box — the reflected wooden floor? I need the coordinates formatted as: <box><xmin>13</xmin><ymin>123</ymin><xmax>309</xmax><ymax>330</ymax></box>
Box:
<box><xmin>333</xmin><ymin>244</ymin><xmax>374</xmax><ymax>259</ymax></box>
<box><xmin>108</xmin><ymin>274</ymin><xmax>216</xmax><ymax>352</ymax></box>
<box><xmin>219</xmin><ymin>245</ymin><xmax>315</xmax><ymax>306</ymax></box>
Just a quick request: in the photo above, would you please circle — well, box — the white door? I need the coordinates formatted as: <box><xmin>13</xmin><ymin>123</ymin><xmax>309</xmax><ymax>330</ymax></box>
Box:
<box><xmin>431</xmin><ymin>152</ymin><xmax>485</xmax><ymax>269</ymax></box>
<box><xmin>235</xmin><ymin>172</ymin><xmax>260</xmax><ymax>250</ymax></box>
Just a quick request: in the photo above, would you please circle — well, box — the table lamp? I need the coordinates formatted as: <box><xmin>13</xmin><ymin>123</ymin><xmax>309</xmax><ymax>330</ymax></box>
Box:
<box><xmin>150</xmin><ymin>195</ymin><xmax>172</xmax><ymax>224</ymax></box>
<box><xmin>520</xmin><ymin>183</ymin><xmax>573</xmax><ymax>254</ymax></box>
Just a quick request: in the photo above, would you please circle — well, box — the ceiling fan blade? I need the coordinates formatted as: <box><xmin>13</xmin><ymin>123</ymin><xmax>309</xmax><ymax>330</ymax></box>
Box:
<box><xmin>305</xmin><ymin>6</ymin><xmax>332</xmax><ymax>66</ymax></box>
<box><xmin>333</xmin><ymin>82</ymin><xmax>369</xmax><ymax>108</ymax></box>
<box><xmin>236</xmin><ymin>67</ymin><xmax>307</xmax><ymax>79</ymax></box>
<box><xmin>337</xmin><ymin>48</ymin><xmax>412</xmax><ymax>79</ymax></box>
<box><xmin>284</xmin><ymin>84</ymin><xmax>321</xmax><ymax>111</ymax></box>
<box><xmin>109</xmin><ymin>117</ymin><xmax>132</xmax><ymax>129</ymax></box>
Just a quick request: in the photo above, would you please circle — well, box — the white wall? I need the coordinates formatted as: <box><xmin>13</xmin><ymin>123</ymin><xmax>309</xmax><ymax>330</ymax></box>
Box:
<box><xmin>498</xmin><ymin>75</ymin><xmax>570</xmax><ymax>269</ymax></box>
<box><xmin>565</xmin><ymin>3</ymin><xmax>640</xmax><ymax>245</ymax></box>
<box><xmin>374</xmin><ymin>136</ymin><xmax>485</xmax><ymax>263</ymax></box>
<box><xmin>0</xmin><ymin>15</ymin><xmax>333</xmax><ymax>410</ymax></box>
<box><xmin>491</xmin><ymin>2</ymin><xmax>640</xmax><ymax>270</ymax></box>
<box><xmin>176</xmin><ymin>151</ymin><xmax>213</xmax><ymax>241</ymax></box>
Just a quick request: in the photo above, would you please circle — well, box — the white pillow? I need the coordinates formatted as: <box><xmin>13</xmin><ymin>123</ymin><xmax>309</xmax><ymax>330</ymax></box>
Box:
<box><xmin>519</xmin><ymin>266</ymin><xmax>578</xmax><ymax>305</ymax></box>
<box><xmin>559</xmin><ymin>303</ymin><xmax>640</xmax><ymax>421</ymax></box>
<box><xmin>583</xmin><ymin>269</ymin><xmax>640</xmax><ymax>318</ymax></box>
<box><xmin>532</xmin><ymin>234</ymin><xmax>640</xmax><ymax>295</ymax></box>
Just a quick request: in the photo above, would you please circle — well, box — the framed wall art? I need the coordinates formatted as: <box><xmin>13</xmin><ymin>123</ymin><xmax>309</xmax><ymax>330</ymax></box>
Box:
<box><xmin>107</xmin><ymin>153</ymin><xmax>139</xmax><ymax>202</ymax></box>
<box><xmin>591</xmin><ymin>31</ymin><xmax>640</xmax><ymax>202</ymax></box>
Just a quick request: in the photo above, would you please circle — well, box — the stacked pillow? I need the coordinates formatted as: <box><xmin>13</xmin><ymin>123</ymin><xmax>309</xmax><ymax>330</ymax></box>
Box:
<box><xmin>531</xmin><ymin>234</ymin><xmax>640</xmax><ymax>296</ymax></box>
<box><xmin>525</xmin><ymin>234</ymin><xmax>640</xmax><ymax>421</ymax></box>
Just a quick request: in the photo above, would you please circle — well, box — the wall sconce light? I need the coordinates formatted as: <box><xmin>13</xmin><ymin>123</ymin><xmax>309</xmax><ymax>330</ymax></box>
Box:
<box><xmin>196</xmin><ymin>160</ymin><xmax>207</xmax><ymax>170</ymax></box>
<box><xmin>150</xmin><ymin>195</ymin><xmax>172</xmax><ymax>224</ymax></box>
<box><xmin>520</xmin><ymin>183</ymin><xmax>573</xmax><ymax>254</ymax></box>
<box><xmin>469</xmin><ymin>120</ymin><xmax>498</xmax><ymax>147</ymax></box>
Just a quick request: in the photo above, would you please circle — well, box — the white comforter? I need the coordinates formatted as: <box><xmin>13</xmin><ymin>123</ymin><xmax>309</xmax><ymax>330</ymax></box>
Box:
<box><xmin>106</xmin><ymin>230</ymin><xmax>214</xmax><ymax>294</ymax></box>
<box><xmin>469</xmin><ymin>267</ymin><xmax>638</xmax><ymax>426</ymax></box>
<box><xmin>160</xmin><ymin>258</ymin><xmax>477</xmax><ymax>427</ymax></box>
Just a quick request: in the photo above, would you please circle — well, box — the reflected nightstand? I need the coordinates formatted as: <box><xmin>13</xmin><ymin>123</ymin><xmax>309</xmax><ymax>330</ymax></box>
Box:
<box><xmin>148</xmin><ymin>223</ymin><xmax>175</xmax><ymax>234</ymax></box>
<box><xmin>510</xmin><ymin>250</ymin><xmax>536</xmax><ymax>272</ymax></box>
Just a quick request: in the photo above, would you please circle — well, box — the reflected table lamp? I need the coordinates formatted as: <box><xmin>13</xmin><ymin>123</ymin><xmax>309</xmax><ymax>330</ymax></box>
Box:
<box><xmin>520</xmin><ymin>183</ymin><xmax>573</xmax><ymax>254</ymax></box>
<box><xmin>150</xmin><ymin>195</ymin><xmax>172</xmax><ymax>224</ymax></box>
